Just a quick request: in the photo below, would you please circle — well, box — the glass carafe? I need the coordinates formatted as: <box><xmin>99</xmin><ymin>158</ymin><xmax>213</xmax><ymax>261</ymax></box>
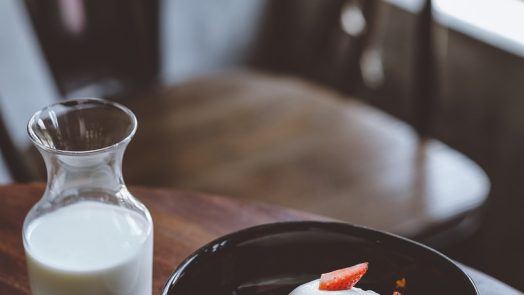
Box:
<box><xmin>22</xmin><ymin>98</ymin><xmax>153</xmax><ymax>295</ymax></box>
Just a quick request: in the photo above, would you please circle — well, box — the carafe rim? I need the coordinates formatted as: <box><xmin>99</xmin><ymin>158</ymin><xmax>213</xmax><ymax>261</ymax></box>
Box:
<box><xmin>27</xmin><ymin>97</ymin><xmax>137</xmax><ymax>156</ymax></box>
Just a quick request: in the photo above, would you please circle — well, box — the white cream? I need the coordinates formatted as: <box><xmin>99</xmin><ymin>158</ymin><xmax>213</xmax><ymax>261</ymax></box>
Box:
<box><xmin>290</xmin><ymin>279</ymin><xmax>380</xmax><ymax>295</ymax></box>
<box><xmin>24</xmin><ymin>201</ymin><xmax>153</xmax><ymax>295</ymax></box>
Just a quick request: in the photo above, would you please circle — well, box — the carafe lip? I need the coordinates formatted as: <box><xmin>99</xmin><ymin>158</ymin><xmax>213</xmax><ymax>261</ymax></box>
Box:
<box><xmin>27</xmin><ymin>97</ymin><xmax>137</xmax><ymax>156</ymax></box>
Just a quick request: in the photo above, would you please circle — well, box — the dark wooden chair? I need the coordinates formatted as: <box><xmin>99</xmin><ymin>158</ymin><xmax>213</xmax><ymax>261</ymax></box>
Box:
<box><xmin>123</xmin><ymin>70</ymin><xmax>489</xmax><ymax>246</ymax></box>
<box><xmin>2</xmin><ymin>0</ymin><xmax>489</xmax><ymax>247</ymax></box>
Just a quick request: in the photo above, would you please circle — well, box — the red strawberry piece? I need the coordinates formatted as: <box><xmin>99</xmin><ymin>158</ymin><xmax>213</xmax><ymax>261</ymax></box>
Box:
<box><xmin>318</xmin><ymin>262</ymin><xmax>369</xmax><ymax>291</ymax></box>
<box><xmin>393</xmin><ymin>292</ymin><xmax>402</xmax><ymax>295</ymax></box>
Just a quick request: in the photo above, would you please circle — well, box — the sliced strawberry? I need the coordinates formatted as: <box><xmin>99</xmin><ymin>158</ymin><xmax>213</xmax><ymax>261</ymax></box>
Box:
<box><xmin>393</xmin><ymin>292</ymin><xmax>402</xmax><ymax>295</ymax></box>
<box><xmin>318</xmin><ymin>262</ymin><xmax>368</xmax><ymax>291</ymax></box>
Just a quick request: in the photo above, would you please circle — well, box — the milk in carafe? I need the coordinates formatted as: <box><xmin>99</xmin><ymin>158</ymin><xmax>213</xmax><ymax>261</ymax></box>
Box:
<box><xmin>24</xmin><ymin>201</ymin><xmax>153</xmax><ymax>295</ymax></box>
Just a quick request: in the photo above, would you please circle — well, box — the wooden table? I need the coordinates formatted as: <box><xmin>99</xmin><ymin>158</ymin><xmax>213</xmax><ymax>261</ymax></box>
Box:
<box><xmin>0</xmin><ymin>184</ymin><xmax>519</xmax><ymax>295</ymax></box>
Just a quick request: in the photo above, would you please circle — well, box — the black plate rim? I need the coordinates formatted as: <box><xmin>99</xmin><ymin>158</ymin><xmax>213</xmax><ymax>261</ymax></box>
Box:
<box><xmin>161</xmin><ymin>221</ymin><xmax>479</xmax><ymax>295</ymax></box>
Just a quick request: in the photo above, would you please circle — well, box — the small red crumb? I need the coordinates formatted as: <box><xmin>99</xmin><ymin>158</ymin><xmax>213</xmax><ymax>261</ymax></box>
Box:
<box><xmin>395</xmin><ymin>278</ymin><xmax>407</xmax><ymax>288</ymax></box>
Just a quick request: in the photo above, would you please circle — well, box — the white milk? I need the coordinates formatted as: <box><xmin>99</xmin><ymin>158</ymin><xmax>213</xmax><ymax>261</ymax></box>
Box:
<box><xmin>24</xmin><ymin>201</ymin><xmax>153</xmax><ymax>295</ymax></box>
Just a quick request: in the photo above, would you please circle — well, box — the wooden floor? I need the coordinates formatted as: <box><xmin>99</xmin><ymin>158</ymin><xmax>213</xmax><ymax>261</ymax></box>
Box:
<box><xmin>124</xmin><ymin>70</ymin><xmax>489</xmax><ymax>241</ymax></box>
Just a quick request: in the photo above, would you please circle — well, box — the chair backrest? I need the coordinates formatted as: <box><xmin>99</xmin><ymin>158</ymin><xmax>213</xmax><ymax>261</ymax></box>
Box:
<box><xmin>24</xmin><ymin>0</ymin><xmax>159</xmax><ymax>99</ymax></box>
<box><xmin>22</xmin><ymin>0</ymin><xmax>377</xmax><ymax>96</ymax></box>
<box><xmin>250</xmin><ymin>0</ymin><xmax>378</xmax><ymax>92</ymax></box>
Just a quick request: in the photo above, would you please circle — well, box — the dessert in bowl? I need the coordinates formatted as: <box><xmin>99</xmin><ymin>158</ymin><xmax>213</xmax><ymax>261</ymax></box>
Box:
<box><xmin>289</xmin><ymin>263</ymin><xmax>381</xmax><ymax>294</ymax></box>
<box><xmin>162</xmin><ymin>221</ymin><xmax>478</xmax><ymax>295</ymax></box>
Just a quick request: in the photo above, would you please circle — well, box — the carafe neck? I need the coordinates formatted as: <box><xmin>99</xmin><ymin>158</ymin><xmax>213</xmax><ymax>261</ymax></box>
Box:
<box><xmin>40</xmin><ymin>144</ymin><xmax>128</xmax><ymax>202</ymax></box>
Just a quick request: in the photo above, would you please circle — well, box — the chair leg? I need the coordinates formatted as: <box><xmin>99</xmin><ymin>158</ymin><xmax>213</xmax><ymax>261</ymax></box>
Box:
<box><xmin>413</xmin><ymin>0</ymin><xmax>436</xmax><ymax>137</ymax></box>
<box><xmin>0</xmin><ymin>109</ymin><xmax>36</xmax><ymax>182</ymax></box>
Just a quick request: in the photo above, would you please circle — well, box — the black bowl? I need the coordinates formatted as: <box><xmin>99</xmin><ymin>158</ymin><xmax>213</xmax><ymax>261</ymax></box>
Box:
<box><xmin>162</xmin><ymin>221</ymin><xmax>478</xmax><ymax>295</ymax></box>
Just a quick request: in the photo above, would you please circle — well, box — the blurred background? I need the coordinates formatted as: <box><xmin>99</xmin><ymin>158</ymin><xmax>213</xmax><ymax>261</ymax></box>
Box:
<box><xmin>0</xmin><ymin>0</ymin><xmax>523</xmax><ymax>291</ymax></box>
